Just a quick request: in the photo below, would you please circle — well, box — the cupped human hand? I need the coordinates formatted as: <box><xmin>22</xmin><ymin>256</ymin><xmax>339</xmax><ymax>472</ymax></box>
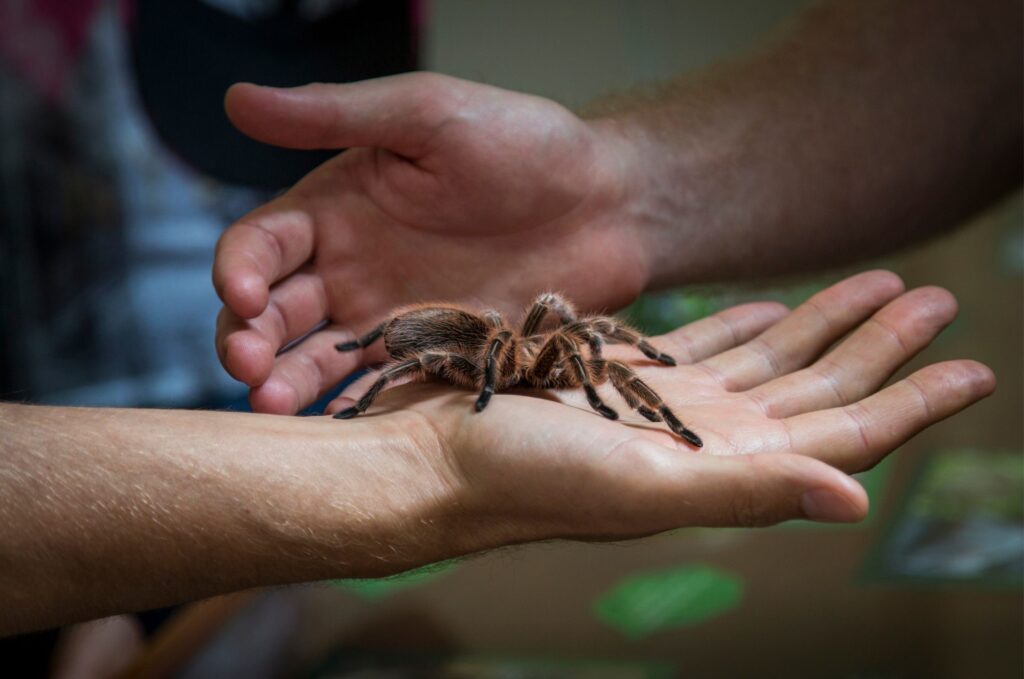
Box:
<box><xmin>214</xmin><ymin>73</ymin><xmax>642</xmax><ymax>414</ymax></box>
<box><xmin>323</xmin><ymin>271</ymin><xmax>994</xmax><ymax>542</ymax></box>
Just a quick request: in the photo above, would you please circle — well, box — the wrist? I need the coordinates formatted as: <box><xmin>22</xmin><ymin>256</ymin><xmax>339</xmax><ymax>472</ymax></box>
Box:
<box><xmin>583</xmin><ymin>87</ymin><xmax>751</xmax><ymax>289</ymax></box>
<box><xmin>578</xmin><ymin>115</ymin><xmax>660</xmax><ymax>298</ymax></box>
<box><xmin>585</xmin><ymin>113</ymin><xmax>690</xmax><ymax>293</ymax></box>
<box><xmin>295</xmin><ymin>411</ymin><xmax>499</xmax><ymax>578</ymax></box>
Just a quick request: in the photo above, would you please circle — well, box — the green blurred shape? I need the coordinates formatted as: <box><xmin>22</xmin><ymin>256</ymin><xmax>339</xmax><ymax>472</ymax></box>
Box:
<box><xmin>620</xmin><ymin>291</ymin><xmax>723</xmax><ymax>336</ymax></box>
<box><xmin>593</xmin><ymin>564</ymin><xmax>743</xmax><ymax>639</ymax></box>
<box><xmin>331</xmin><ymin>559</ymin><xmax>457</xmax><ymax>599</ymax></box>
<box><xmin>908</xmin><ymin>449</ymin><xmax>1023</xmax><ymax>522</ymax></box>
<box><xmin>860</xmin><ymin>448</ymin><xmax>1023</xmax><ymax>586</ymax></box>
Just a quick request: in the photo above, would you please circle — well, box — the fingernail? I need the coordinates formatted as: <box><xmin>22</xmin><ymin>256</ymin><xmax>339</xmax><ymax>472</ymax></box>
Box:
<box><xmin>800</xmin><ymin>489</ymin><xmax>861</xmax><ymax>523</ymax></box>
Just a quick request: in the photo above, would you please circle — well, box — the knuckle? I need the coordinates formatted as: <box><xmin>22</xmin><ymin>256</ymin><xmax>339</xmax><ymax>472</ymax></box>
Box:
<box><xmin>407</xmin><ymin>73</ymin><xmax>463</xmax><ymax>117</ymax></box>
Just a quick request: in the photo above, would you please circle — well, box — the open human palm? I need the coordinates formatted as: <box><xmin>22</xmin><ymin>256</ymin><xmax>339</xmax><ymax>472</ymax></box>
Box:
<box><xmin>319</xmin><ymin>271</ymin><xmax>993</xmax><ymax>537</ymax></box>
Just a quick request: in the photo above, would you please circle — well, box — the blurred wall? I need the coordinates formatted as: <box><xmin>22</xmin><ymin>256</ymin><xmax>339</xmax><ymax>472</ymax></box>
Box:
<box><xmin>426</xmin><ymin>0</ymin><xmax>807</xmax><ymax>106</ymax></box>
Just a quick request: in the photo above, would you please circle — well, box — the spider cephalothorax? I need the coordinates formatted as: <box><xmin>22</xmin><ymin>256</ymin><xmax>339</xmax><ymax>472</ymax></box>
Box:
<box><xmin>334</xmin><ymin>293</ymin><xmax>702</xmax><ymax>447</ymax></box>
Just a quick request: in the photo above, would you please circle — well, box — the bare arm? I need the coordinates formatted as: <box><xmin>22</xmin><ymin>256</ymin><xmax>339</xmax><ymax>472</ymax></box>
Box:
<box><xmin>0</xmin><ymin>404</ymin><xmax>469</xmax><ymax>634</ymax></box>
<box><xmin>590</xmin><ymin>0</ymin><xmax>1022</xmax><ymax>287</ymax></box>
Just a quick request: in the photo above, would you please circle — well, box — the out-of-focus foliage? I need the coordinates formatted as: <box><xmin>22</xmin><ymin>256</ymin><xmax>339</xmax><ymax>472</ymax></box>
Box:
<box><xmin>910</xmin><ymin>450</ymin><xmax>1024</xmax><ymax>522</ymax></box>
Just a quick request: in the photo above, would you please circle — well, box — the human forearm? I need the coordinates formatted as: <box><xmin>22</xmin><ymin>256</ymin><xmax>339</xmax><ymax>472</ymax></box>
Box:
<box><xmin>589</xmin><ymin>0</ymin><xmax>1022</xmax><ymax>287</ymax></box>
<box><xmin>0</xmin><ymin>404</ymin><xmax>469</xmax><ymax>634</ymax></box>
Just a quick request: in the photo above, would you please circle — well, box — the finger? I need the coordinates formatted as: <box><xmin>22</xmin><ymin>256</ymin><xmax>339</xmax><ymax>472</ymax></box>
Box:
<box><xmin>602</xmin><ymin>443</ymin><xmax>868</xmax><ymax>529</ymax></box>
<box><xmin>700</xmin><ymin>270</ymin><xmax>905</xmax><ymax>390</ymax></box>
<box><xmin>248</xmin><ymin>325</ymin><xmax>363</xmax><ymax>414</ymax></box>
<box><xmin>784</xmin><ymin>360</ymin><xmax>996</xmax><ymax>472</ymax></box>
<box><xmin>216</xmin><ymin>270</ymin><xmax>330</xmax><ymax>386</ymax></box>
<box><xmin>748</xmin><ymin>286</ymin><xmax>958</xmax><ymax>418</ymax></box>
<box><xmin>217</xmin><ymin>307</ymin><xmax>274</xmax><ymax>387</ymax></box>
<box><xmin>659</xmin><ymin>302</ymin><xmax>789</xmax><ymax>364</ymax></box>
<box><xmin>212</xmin><ymin>200</ymin><xmax>316</xmax><ymax>320</ymax></box>
<box><xmin>225</xmin><ymin>74</ymin><xmax>463</xmax><ymax>157</ymax></box>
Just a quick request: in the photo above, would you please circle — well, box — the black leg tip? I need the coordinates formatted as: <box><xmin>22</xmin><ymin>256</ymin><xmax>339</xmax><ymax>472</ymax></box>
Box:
<box><xmin>597</xmin><ymin>404</ymin><xmax>619</xmax><ymax>420</ymax></box>
<box><xmin>658</xmin><ymin>354</ymin><xmax>677</xmax><ymax>367</ymax></box>
<box><xmin>475</xmin><ymin>394</ymin><xmax>492</xmax><ymax>412</ymax></box>
<box><xmin>333</xmin><ymin>407</ymin><xmax>360</xmax><ymax>419</ymax></box>
<box><xmin>660</xmin><ymin>408</ymin><xmax>702</xmax><ymax>448</ymax></box>
<box><xmin>681</xmin><ymin>430</ymin><xmax>703</xmax><ymax>448</ymax></box>
<box><xmin>335</xmin><ymin>341</ymin><xmax>360</xmax><ymax>352</ymax></box>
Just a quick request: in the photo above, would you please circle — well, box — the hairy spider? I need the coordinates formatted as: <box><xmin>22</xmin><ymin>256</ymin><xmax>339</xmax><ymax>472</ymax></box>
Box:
<box><xmin>333</xmin><ymin>293</ymin><xmax>702</xmax><ymax>447</ymax></box>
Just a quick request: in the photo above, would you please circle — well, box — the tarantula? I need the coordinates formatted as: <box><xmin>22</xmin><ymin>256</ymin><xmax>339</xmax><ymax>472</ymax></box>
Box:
<box><xmin>333</xmin><ymin>293</ymin><xmax>702</xmax><ymax>447</ymax></box>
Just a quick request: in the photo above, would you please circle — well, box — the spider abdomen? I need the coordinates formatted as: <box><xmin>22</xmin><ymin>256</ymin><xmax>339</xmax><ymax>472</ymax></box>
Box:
<box><xmin>383</xmin><ymin>306</ymin><xmax>491</xmax><ymax>359</ymax></box>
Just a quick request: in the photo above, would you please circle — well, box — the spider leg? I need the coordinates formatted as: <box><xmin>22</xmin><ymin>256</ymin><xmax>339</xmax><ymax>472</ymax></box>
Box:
<box><xmin>521</xmin><ymin>293</ymin><xmax>577</xmax><ymax>336</ymax></box>
<box><xmin>333</xmin><ymin>357</ymin><xmax>424</xmax><ymax>419</ymax></box>
<box><xmin>524</xmin><ymin>332</ymin><xmax>617</xmax><ymax>421</ymax></box>
<box><xmin>482</xmin><ymin>310</ymin><xmax>504</xmax><ymax>329</ymax></box>
<box><xmin>605</xmin><ymin>362</ymin><xmax>662</xmax><ymax>422</ymax></box>
<box><xmin>335</xmin><ymin>351</ymin><xmax>480</xmax><ymax>419</ymax></box>
<box><xmin>560</xmin><ymin>335</ymin><xmax>618</xmax><ymax>421</ymax></box>
<box><xmin>525</xmin><ymin>332</ymin><xmax>565</xmax><ymax>384</ymax></box>
<box><xmin>585</xmin><ymin>317</ymin><xmax>677</xmax><ymax>366</ymax></box>
<box><xmin>335</xmin><ymin>323</ymin><xmax>385</xmax><ymax>352</ymax></box>
<box><xmin>422</xmin><ymin>352</ymin><xmax>481</xmax><ymax>385</ymax></box>
<box><xmin>607</xmin><ymin>361</ymin><xmax>702</xmax><ymax>448</ymax></box>
<box><xmin>475</xmin><ymin>331</ymin><xmax>512</xmax><ymax>412</ymax></box>
<box><xmin>564</xmin><ymin>321</ymin><xmax>605</xmax><ymax>360</ymax></box>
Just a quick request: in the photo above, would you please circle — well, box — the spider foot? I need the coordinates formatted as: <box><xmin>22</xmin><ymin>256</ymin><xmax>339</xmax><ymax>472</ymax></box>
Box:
<box><xmin>678</xmin><ymin>428</ymin><xmax>703</xmax><ymax>448</ymax></box>
<box><xmin>637</xmin><ymin>341</ymin><xmax>677</xmax><ymax>366</ymax></box>
<box><xmin>333</xmin><ymin>406</ymin><xmax>361</xmax><ymax>419</ymax></box>
<box><xmin>474</xmin><ymin>389</ymin><xmax>494</xmax><ymax>412</ymax></box>
<box><xmin>582</xmin><ymin>385</ymin><xmax>618</xmax><ymax>420</ymax></box>
<box><xmin>659</xmin><ymin>407</ymin><xmax>703</xmax><ymax>448</ymax></box>
<box><xmin>335</xmin><ymin>341</ymin><xmax>360</xmax><ymax>352</ymax></box>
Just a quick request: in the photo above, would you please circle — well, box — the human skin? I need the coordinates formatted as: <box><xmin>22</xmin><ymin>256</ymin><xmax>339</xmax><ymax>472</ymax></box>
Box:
<box><xmin>1</xmin><ymin>273</ymin><xmax>995</xmax><ymax>635</ymax></box>
<box><xmin>212</xmin><ymin>0</ymin><xmax>1020</xmax><ymax>414</ymax></box>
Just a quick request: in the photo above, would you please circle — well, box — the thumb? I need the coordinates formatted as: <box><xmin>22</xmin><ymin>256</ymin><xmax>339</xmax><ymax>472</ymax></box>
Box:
<box><xmin>224</xmin><ymin>73</ymin><xmax>460</xmax><ymax>156</ymax></box>
<box><xmin>677</xmin><ymin>452</ymin><xmax>869</xmax><ymax>527</ymax></box>
<box><xmin>606</xmin><ymin>445</ymin><xmax>869</xmax><ymax>530</ymax></box>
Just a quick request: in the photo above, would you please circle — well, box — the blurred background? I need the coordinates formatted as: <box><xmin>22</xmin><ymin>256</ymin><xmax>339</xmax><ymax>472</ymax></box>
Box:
<box><xmin>1</xmin><ymin>1</ymin><xmax>1021</xmax><ymax>677</ymax></box>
